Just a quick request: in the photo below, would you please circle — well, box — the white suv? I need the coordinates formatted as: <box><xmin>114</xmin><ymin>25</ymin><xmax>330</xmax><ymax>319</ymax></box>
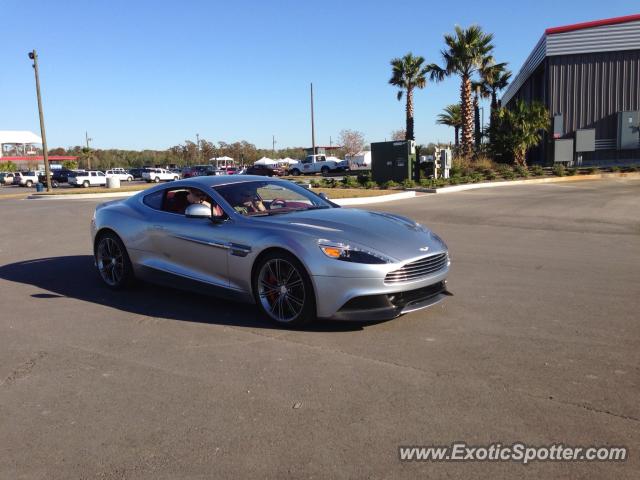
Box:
<box><xmin>69</xmin><ymin>170</ymin><xmax>107</xmax><ymax>188</ymax></box>
<box><xmin>13</xmin><ymin>171</ymin><xmax>40</xmax><ymax>187</ymax></box>
<box><xmin>105</xmin><ymin>169</ymin><xmax>134</xmax><ymax>182</ymax></box>
<box><xmin>142</xmin><ymin>168</ymin><xmax>179</xmax><ymax>183</ymax></box>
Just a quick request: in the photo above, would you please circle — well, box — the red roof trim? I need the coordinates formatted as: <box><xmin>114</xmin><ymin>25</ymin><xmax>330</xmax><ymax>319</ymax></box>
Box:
<box><xmin>0</xmin><ymin>156</ymin><xmax>78</xmax><ymax>162</ymax></box>
<box><xmin>545</xmin><ymin>13</ymin><xmax>640</xmax><ymax>35</ymax></box>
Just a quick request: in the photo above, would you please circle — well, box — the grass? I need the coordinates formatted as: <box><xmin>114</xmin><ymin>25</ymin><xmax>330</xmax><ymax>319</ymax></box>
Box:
<box><xmin>312</xmin><ymin>188</ymin><xmax>398</xmax><ymax>198</ymax></box>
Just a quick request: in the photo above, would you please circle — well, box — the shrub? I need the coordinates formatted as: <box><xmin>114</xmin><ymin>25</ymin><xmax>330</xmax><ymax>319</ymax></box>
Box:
<box><xmin>419</xmin><ymin>178</ymin><xmax>434</xmax><ymax>188</ymax></box>
<box><xmin>567</xmin><ymin>168</ymin><xmax>577</xmax><ymax>176</ymax></box>
<box><xmin>514</xmin><ymin>165</ymin><xmax>529</xmax><ymax>178</ymax></box>
<box><xmin>357</xmin><ymin>173</ymin><xmax>371</xmax><ymax>186</ymax></box>
<box><xmin>402</xmin><ymin>178</ymin><xmax>416</xmax><ymax>189</ymax></box>
<box><xmin>448</xmin><ymin>176</ymin><xmax>461</xmax><ymax>185</ymax></box>
<box><xmin>531</xmin><ymin>165</ymin><xmax>544</xmax><ymax>176</ymax></box>
<box><xmin>341</xmin><ymin>176</ymin><xmax>359</xmax><ymax>188</ymax></box>
<box><xmin>587</xmin><ymin>166</ymin><xmax>598</xmax><ymax>175</ymax></box>
<box><xmin>322</xmin><ymin>177</ymin><xmax>338</xmax><ymax>188</ymax></box>
<box><xmin>552</xmin><ymin>164</ymin><xmax>566</xmax><ymax>177</ymax></box>
<box><xmin>381</xmin><ymin>180</ymin><xmax>398</xmax><ymax>189</ymax></box>
<box><xmin>626</xmin><ymin>165</ymin><xmax>639</xmax><ymax>172</ymax></box>
<box><xmin>364</xmin><ymin>180</ymin><xmax>377</xmax><ymax>189</ymax></box>
<box><xmin>473</xmin><ymin>155</ymin><xmax>496</xmax><ymax>172</ymax></box>
<box><xmin>483</xmin><ymin>169</ymin><xmax>497</xmax><ymax>180</ymax></box>
<box><xmin>310</xmin><ymin>179</ymin><xmax>321</xmax><ymax>188</ymax></box>
<box><xmin>610</xmin><ymin>166</ymin><xmax>621</xmax><ymax>172</ymax></box>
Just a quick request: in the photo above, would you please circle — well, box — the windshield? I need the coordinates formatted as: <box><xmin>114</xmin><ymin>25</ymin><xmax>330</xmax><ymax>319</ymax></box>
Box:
<box><xmin>213</xmin><ymin>180</ymin><xmax>332</xmax><ymax>216</ymax></box>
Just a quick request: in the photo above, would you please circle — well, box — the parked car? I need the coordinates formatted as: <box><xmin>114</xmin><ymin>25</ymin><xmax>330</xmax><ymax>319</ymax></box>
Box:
<box><xmin>105</xmin><ymin>169</ymin><xmax>134</xmax><ymax>182</ymax></box>
<box><xmin>289</xmin><ymin>155</ymin><xmax>344</xmax><ymax>176</ymax></box>
<box><xmin>91</xmin><ymin>176</ymin><xmax>450</xmax><ymax>326</ymax></box>
<box><xmin>51</xmin><ymin>168</ymin><xmax>79</xmax><ymax>183</ymax></box>
<box><xmin>245</xmin><ymin>164</ymin><xmax>285</xmax><ymax>177</ymax></box>
<box><xmin>69</xmin><ymin>170</ymin><xmax>107</xmax><ymax>188</ymax></box>
<box><xmin>142</xmin><ymin>168</ymin><xmax>180</xmax><ymax>183</ymax></box>
<box><xmin>13</xmin><ymin>171</ymin><xmax>40</xmax><ymax>187</ymax></box>
<box><xmin>129</xmin><ymin>168</ymin><xmax>150</xmax><ymax>180</ymax></box>
<box><xmin>37</xmin><ymin>173</ymin><xmax>60</xmax><ymax>188</ymax></box>
<box><xmin>0</xmin><ymin>172</ymin><xmax>16</xmax><ymax>185</ymax></box>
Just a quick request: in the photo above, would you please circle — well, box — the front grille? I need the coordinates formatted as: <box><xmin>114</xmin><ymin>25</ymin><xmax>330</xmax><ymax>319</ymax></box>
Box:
<box><xmin>385</xmin><ymin>253</ymin><xmax>448</xmax><ymax>284</ymax></box>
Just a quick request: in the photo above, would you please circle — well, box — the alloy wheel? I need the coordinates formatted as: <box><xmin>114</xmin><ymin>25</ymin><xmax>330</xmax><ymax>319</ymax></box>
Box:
<box><xmin>96</xmin><ymin>237</ymin><xmax>125</xmax><ymax>286</ymax></box>
<box><xmin>258</xmin><ymin>258</ymin><xmax>306</xmax><ymax>323</ymax></box>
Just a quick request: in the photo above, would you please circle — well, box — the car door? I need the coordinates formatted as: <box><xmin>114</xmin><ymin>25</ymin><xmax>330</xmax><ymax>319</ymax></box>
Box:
<box><xmin>148</xmin><ymin>187</ymin><xmax>230</xmax><ymax>287</ymax></box>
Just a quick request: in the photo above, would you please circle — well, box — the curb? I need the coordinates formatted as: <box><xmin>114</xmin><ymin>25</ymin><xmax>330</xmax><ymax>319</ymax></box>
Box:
<box><xmin>29</xmin><ymin>190</ymin><xmax>141</xmax><ymax>200</ymax></box>
<box><xmin>332</xmin><ymin>190</ymin><xmax>416</xmax><ymax>206</ymax></box>
<box><xmin>421</xmin><ymin>171</ymin><xmax>640</xmax><ymax>194</ymax></box>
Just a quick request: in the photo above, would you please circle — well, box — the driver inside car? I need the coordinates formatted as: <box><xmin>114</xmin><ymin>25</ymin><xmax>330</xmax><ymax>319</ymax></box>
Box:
<box><xmin>187</xmin><ymin>188</ymin><xmax>224</xmax><ymax>217</ymax></box>
<box><xmin>232</xmin><ymin>188</ymin><xmax>267</xmax><ymax>214</ymax></box>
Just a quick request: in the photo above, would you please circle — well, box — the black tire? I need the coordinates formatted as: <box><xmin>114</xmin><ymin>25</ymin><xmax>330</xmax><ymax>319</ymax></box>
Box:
<box><xmin>320</xmin><ymin>166</ymin><xmax>330</xmax><ymax>175</ymax></box>
<box><xmin>94</xmin><ymin>231</ymin><xmax>135</xmax><ymax>289</ymax></box>
<box><xmin>290</xmin><ymin>169</ymin><xmax>300</xmax><ymax>176</ymax></box>
<box><xmin>252</xmin><ymin>251</ymin><xmax>316</xmax><ymax>327</ymax></box>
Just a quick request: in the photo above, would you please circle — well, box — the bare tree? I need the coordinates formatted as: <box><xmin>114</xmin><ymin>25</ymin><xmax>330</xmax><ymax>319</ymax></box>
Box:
<box><xmin>391</xmin><ymin>129</ymin><xmax>406</xmax><ymax>141</ymax></box>
<box><xmin>338</xmin><ymin>129</ymin><xmax>365</xmax><ymax>156</ymax></box>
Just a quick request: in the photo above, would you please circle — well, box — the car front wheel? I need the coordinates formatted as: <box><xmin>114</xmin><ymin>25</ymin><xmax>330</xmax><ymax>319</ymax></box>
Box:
<box><xmin>83</xmin><ymin>180</ymin><xmax>90</xmax><ymax>188</ymax></box>
<box><xmin>253</xmin><ymin>251</ymin><xmax>316</xmax><ymax>326</ymax></box>
<box><xmin>154</xmin><ymin>177</ymin><xmax>160</xmax><ymax>183</ymax></box>
<box><xmin>95</xmin><ymin>232</ymin><xmax>135</xmax><ymax>289</ymax></box>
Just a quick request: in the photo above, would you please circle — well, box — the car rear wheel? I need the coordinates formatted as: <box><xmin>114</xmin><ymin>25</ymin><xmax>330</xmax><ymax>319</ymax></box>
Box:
<box><xmin>95</xmin><ymin>232</ymin><xmax>135</xmax><ymax>289</ymax></box>
<box><xmin>173</xmin><ymin>176</ymin><xmax>178</xmax><ymax>181</ymax></box>
<box><xmin>127</xmin><ymin>176</ymin><xmax>132</xmax><ymax>182</ymax></box>
<box><xmin>83</xmin><ymin>180</ymin><xmax>90</xmax><ymax>188</ymax></box>
<box><xmin>320</xmin><ymin>166</ymin><xmax>330</xmax><ymax>175</ymax></box>
<box><xmin>290</xmin><ymin>169</ymin><xmax>300</xmax><ymax>176</ymax></box>
<box><xmin>154</xmin><ymin>177</ymin><xmax>160</xmax><ymax>183</ymax></box>
<box><xmin>26</xmin><ymin>180</ymin><xmax>33</xmax><ymax>187</ymax></box>
<box><xmin>253</xmin><ymin>251</ymin><xmax>316</xmax><ymax>326</ymax></box>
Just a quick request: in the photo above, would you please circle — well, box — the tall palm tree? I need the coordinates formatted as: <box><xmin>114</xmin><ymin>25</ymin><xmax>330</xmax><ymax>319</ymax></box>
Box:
<box><xmin>436</xmin><ymin>104</ymin><xmax>462</xmax><ymax>146</ymax></box>
<box><xmin>389</xmin><ymin>53</ymin><xmax>429</xmax><ymax>141</ymax></box>
<box><xmin>427</xmin><ymin>25</ymin><xmax>495</xmax><ymax>157</ymax></box>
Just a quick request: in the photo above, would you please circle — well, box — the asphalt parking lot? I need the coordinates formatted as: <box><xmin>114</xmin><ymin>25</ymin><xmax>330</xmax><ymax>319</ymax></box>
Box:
<box><xmin>0</xmin><ymin>178</ymin><xmax>638</xmax><ymax>479</ymax></box>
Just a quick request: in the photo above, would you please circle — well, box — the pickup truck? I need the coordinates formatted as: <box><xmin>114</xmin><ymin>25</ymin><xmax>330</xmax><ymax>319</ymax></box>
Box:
<box><xmin>69</xmin><ymin>170</ymin><xmax>107</xmax><ymax>188</ymax></box>
<box><xmin>289</xmin><ymin>155</ymin><xmax>345</xmax><ymax>176</ymax></box>
<box><xmin>142</xmin><ymin>168</ymin><xmax>180</xmax><ymax>183</ymax></box>
<box><xmin>105</xmin><ymin>169</ymin><xmax>134</xmax><ymax>182</ymax></box>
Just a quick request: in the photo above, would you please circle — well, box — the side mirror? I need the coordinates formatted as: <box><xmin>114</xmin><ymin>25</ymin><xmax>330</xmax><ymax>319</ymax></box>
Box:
<box><xmin>318</xmin><ymin>192</ymin><xmax>329</xmax><ymax>200</ymax></box>
<box><xmin>185</xmin><ymin>204</ymin><xmax>211</xmax><ymax>219</ymax></box>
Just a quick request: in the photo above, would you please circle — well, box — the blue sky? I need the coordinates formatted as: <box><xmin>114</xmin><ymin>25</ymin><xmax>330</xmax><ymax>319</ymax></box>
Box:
<box><xmin>1</xmin><ymin>0</ymin><xmax>636</xmax><ymax>150</ymax></box>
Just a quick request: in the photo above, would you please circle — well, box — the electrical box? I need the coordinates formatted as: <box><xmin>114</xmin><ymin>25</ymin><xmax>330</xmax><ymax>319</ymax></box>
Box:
<box><xmin>575</xmin><ymin>129</ymin><xmax>595</xmax><ymax>152</ymax></box>
<box><xmin>617</xmin><ymin>111</ymin><xmax>639</xmax><ymax>150</ymax></box>
<box><xmin>553</xmin><ymin>114</ymin><xmax>564</xmax><ymax>139</ymax></box>
<box><xmin>371</xmin><ymin>140</ymin><xmax>416</xmax><ymax>183</ymax></box>
<box><xmin>554</xmin><ymin>139</ymin><xmax>574</xmax><ymax>163</ymax></box>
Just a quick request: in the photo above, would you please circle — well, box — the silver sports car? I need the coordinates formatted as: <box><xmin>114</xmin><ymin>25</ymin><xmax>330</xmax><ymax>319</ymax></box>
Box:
<box><xmin>91</xmin><ymin>175</ymin><xmax>450</xmax><ymax>325</ymax></box>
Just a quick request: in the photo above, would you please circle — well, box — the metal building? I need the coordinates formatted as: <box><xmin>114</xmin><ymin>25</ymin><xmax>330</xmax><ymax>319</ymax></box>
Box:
<box><xmin>502</xmin><ymin>14</ymin><xmax>640</xmax><ymax>166</ymax></box>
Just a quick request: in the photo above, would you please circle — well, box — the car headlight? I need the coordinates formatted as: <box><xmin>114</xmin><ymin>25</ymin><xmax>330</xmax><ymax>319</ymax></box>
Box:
<box><xmin>318</xmin><ymin>240</ymin><xmax>391</xmax><ymax>264</ymax></box>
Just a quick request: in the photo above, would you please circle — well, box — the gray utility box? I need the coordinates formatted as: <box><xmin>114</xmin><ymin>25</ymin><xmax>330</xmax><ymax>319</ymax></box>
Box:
<box><xmin>617</xmin><ymin>111</ymin><xmax>640</xmax><ymax>150</ymax></box>
<box><xmin>370</xmin><ymin>140</ymin><xmax>416</xmax><ymax>183</ymax></box>
<box><xmin>576</xmin><ymin>129</ymin><xmax>595</xmax><ymax>152</ymax></box>
<box><xmin>554</xmin><ymin>139</ymin><xmax>574</xmax><ymax>163</ymax></box>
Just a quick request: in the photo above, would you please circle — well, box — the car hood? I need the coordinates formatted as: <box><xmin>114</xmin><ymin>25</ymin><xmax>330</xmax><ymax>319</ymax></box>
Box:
<box><xmin>256</xmin><ymin>208</ymin><xmax>447</xmax><ymax>261</ymax></box>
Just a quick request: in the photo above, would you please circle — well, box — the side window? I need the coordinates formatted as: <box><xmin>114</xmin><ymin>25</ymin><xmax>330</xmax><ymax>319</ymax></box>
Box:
<box><xmin>91</xmin><ymin>172</ymin><xmax>96</xmax><ymax>177</ymax></box>
<box><xmin>98</xmin><ymin>172</ymin><xmax>105</xmax><ymax>177</ymax></box>
<box><xmin>143</xmin><ymin>190</ymin><xmax>164</xmax><ymax>210</ymax></box>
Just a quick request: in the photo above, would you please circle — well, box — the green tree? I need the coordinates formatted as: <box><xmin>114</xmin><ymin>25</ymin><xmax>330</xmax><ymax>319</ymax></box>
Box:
<box><xmin>389</xmin><ymin>53</ymin><xmax>429</xmax><ymax>141</ymax></box>
<box><xmin>62</xmin><ymin>160</ymin><xmax>78</xmax><ymax>170</ymax></box>
<box><xmin>492</xmin><ymin>100</ymin><xmax>549</xmax><ymax>166</ymax></box>
<box><xmin>436</xmin><ymin>104</ymin><xmax>462</xmax><ymax>147</ymax></box>
<box><xmin>4</xmin><ymin>161</ymin><xmax>17</xmax><ymax>172</ymax></box>
<box><xmin>428</xmin><ymin>25</ymin><xmax>495</xmax><ymax>157</ymax></box>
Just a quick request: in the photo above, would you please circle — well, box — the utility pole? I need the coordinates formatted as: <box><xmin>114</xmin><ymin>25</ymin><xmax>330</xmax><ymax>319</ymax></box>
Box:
<box><xmin>85</xmin><ymin>131</ymin><xmax>92</xmax><ymax>169</ymax></box>
<box><xmin>196</xmin><ymin>133</ymin><xmax>200</xmax><ymax>164</ymax></box>
<box><xmin>310</xmin><ymin>83</ymin><xmax>315</xmax><ymax>155</ymax></box>
<box><xmin>272</xmin><ymin>135</ymin><xmax>276</xmax><ymax>157</ymax></box>
<box><xmin>28</xmin><ymin>50</ymin><xmax>51</xmax><ymax>191</ymax></box>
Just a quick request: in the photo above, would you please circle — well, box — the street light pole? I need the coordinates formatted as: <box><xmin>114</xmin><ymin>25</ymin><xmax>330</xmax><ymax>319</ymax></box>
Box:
<box><xmin>310</xmin><ymin>83</ymin><xmax>315</xmax><ymax>155</ymax></box>
<box><xmin>28</xmin><ymin>49</ymin><xmax>51</xmax><ymax>191</ymax></box>
<box><xmin>85</xmin><ymin>131</ymin><xmax>92</xmax><ymax>169</ymax></box>
<box><xmin>272</xmin><ymin>135</ymin><xmax>276</xmax><ymax>157</ymax></box>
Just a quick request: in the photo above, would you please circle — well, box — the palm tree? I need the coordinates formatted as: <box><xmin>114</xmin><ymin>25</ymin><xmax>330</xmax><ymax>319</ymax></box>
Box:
<box><xmin>436</xmin><ymin>104</ymin><xmax>462</xmax><ymax>147</ymax></box>
<box><xmin>493</xmin><ymin>100</ymin><xmax>549</xmax><ymax>166</ymax></box>
<box><xmin>479</xmin><ymin>62</ymin><xmax>511</xmax><ymax>112</ymax></box>
<box><xmin>427</xmin><ymin>25</ymin><xmax>495</xmax><ymax>157</ymax></box>
<box><xmin>389</xmin><ymin>53</ymin><xmax>429</xmax><ymax>141</ymax></box>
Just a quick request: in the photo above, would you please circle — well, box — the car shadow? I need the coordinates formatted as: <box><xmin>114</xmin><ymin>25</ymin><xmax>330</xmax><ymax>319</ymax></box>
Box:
<box><xmin>0</xmin><ymin>255</ymin><xmax>377</xmax><ymax>332</ymax></box>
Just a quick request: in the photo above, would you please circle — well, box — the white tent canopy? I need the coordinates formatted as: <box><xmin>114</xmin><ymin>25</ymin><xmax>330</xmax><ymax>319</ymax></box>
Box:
<box><xmin>254</xmin><ymin>157</ymin><xmax>277</xmax><ymax>165</ymax></box>
<box><xmin>279</xmin><ymin>157</ymin><xmax>299</xmax><ymax>165</ymax></box>
<box><xmin>0</xmin><ymin>130</ymin><xmax>42</xmax><ymax>145</ymax></box>
<box><xmin>215</xmin><ymin>155</ymin><xmax>233</xmax><ymax>161</ymax></box>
